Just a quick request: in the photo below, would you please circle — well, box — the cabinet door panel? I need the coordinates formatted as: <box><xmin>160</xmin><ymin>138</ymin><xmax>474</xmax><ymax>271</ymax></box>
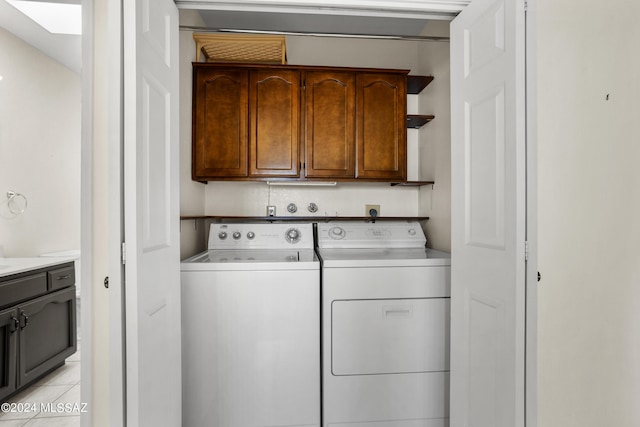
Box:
<box><xmin>356</xmin><ymin>73</ymin><xmax>407</xmax><ymax>180</ymax></box>
<box><xmin>17</xmin><ymin>287</ymin><xmax>76</xmax><ymax>387</ymax></box>
<box><xmin>193</xmin><ymin>68</ymin><xmax>249</xmax><ymax>178</ymax></box>
<box><xmin>305</xmin><ymin>71</ymin><xmax>355</xmax><ymax>178</ymax></box>
<box><xmin>0</xmin><ymin>308</ymin><xmax>18</xmax><ymax>401</ymax></box>
<box><xmin>249</xmin><ymin>70</ymin><xmax>300</xmax><ymax>177</ymax></box>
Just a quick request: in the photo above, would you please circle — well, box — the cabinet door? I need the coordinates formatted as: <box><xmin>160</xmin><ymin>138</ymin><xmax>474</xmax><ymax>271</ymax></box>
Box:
<box><xmin>304</xmin><ymin>71</ymin><xmax>355</xmax><ymax>178</ymax></box>
<box><xmin>17</xmin><ymin>287</ymin><xmax>76</xmax><ymax>387</ymax></box>
<box><xmin>356</xmin><ymin>73</ymin><xmax>407</xmax><ymax>180</ymax></box>
<box><xmin>192</xmin><ymin>67</ymin><xmax>249</xmax><ymax>179</ymax></box>
<box><xmin>249</xmin><ymin>70</ymin><xmax>300</xmax><ymax>177</ymax></box>
<box><xmin>0</xmin><ymin>308</ymin><xmax>18</xmax><ymax>401</ymax></box>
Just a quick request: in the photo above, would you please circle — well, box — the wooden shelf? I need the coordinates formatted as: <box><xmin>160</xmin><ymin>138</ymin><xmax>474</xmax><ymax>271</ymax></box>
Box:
<box><xmin>180</xmin><ymin>216</ymin><xmax>429</xmax><ymax>222</ymax></box>
<box><xmin>407</xmin><ymin>75</ymin><xmax>434</xmax><ymax>94</ymax></box>
<box><xmin>390</xmin><ymin>181</ymin><xmax>435</xmax><ymax>187</ymax></box>
<box><xmin>407</xmin><ymin>114</ymin><xmax>435</xmax><ymax>129</ymax></box>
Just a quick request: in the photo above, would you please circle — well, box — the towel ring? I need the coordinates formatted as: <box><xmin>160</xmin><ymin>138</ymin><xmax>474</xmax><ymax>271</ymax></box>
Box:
<box><xmin>6</xmin><ymin>191</ymin><xmax>28</xmax><ymax>215</ymax></box>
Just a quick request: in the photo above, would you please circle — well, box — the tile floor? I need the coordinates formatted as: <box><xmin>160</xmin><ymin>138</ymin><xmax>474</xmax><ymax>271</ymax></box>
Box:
<box><xmin>0</xmin><ymin>344</ymin><xmax>81</xmax><ymax>427</ymax></box>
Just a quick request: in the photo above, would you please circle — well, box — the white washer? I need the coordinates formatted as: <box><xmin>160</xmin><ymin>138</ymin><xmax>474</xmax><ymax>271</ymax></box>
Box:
<box><xmin>317</xmin><ymin>221</ymin><xmax>451</xmax><ymax>427</ymax></box>
<box><xmin>181</xmin><ymin>223</ymin><xmax>320</xmax><ymax>427</ymax></box>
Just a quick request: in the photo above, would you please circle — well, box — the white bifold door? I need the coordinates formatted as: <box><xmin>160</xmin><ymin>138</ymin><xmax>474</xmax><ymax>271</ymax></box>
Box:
<box><xmin>123</xmin><ymin>0</ymin><xmax>181</xmax><ymax>425</ymax></box>
<box><xmin>450</xmin><ymin>0</ymin><xmax>528</xmax><ymax>426</ymax></box>
<box><xmin>113</xmin><ymin>0</ymin><xmax>532</xmax><ymax>425</ymax></box>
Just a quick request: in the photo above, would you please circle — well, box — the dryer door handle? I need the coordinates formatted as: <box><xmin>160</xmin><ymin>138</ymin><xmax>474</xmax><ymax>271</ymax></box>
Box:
<box><xmin>383</xmin><ymin>306</ymin><xmax>413</xmax><ymax>317</ymax></box>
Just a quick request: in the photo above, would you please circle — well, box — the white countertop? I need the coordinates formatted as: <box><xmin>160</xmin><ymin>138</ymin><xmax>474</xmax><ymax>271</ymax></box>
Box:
<box><xmin>0</xmin><ymin>257</ymin><xmax>76</xmax><ymax>279</ymax></box>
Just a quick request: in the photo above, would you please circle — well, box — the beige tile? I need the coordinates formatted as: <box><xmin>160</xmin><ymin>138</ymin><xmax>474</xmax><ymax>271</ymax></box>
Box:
<box><xmin>66</xmin><ymin>348</ymin><xmax>81</xmax><ymax>363</ymax></box>
<box><xmin>35</xmin><ymin>385</ymin><xmax>83</xmax><ymax>419</ymax></box>
<box><xmin>34</xmin><ymin>363</ymin><xmax>80</xmax><ymax>387</ymax></box>
<box><xmin>0</xmin><ymin>385</ymin><xmax>72</xmax><ymax>421</ymax></box>
<box><xmin>23</xmin><ymin>416</ymin><xmax>79</xmax><ymax>427</ymax></box>
<box><xmin>0</xmin><ymin>420</ymin><xmax>28</xmax><ymax>426</ymax></box>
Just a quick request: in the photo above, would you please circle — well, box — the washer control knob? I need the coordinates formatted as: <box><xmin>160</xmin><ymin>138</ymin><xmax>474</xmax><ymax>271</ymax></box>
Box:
<box><xmin>218</xmin><ymin>231</ymin><xmax>227</xmax><ymax>240</ymax></box>
<box><xmin>246</xmin><ymin>231</ymin><xmax>255</xmax><ymax>240</ymax></box>
<box><xmin>232</xmin><ymin>232</ymin><xmax>242</xmax><ymax>240</ymax></box>
<box><xmin>328</xmin><ymin>226</ymin><xmax>346</xmax><ymax>240</ymax></box>
<box><xmin>408</xmin><ymin>228</ymin><xmax>417</xmax><ymax>236</ymax></box>
<box><xmin>285</xmin><ymin>228</ymin><xmax>301</xmax><ymax>244</ymax></box>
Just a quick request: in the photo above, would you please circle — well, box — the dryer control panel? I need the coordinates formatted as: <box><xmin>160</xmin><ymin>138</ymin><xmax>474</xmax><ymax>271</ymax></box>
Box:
<box><xmin>317</xmin><ymin>222</ymin><xmax>426</xmax><ymax>249</ymax></box>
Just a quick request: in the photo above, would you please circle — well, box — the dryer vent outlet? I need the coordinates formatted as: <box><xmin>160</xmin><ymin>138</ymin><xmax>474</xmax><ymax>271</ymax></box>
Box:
<box><xmin>365</xmin><ymin>204</ymin><xmax>380</xmax><ymax>217</ymax></box>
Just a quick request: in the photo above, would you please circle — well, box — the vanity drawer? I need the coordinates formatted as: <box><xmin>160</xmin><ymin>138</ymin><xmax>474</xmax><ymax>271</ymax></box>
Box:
<box><xmin>48</xmin><ymin>265</ymin><xmax>75</xmax><ymax>291</ymax></box>
<box><xmin>0</xmin><ymin>273</ymin><xmax>48</xmax><ymax>309</ymax></box>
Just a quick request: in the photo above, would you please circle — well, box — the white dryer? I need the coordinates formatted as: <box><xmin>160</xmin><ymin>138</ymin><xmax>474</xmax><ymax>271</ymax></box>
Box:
<box><xmin>317</xmin><ymin>221</ymin><xmax>451</xmax><ymax>427</ymax></box>
<box><xmin>181</xmin><ymin>223</ymin><xmax>320</xmax><ymax>427</ymax></box>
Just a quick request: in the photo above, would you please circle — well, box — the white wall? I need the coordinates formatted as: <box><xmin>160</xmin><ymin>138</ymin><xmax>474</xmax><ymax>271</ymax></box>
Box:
<box><xmin>0</xmin><ymin>27</ymin><xmax>81</xmax><ymax>257</ymax></box>
<box><xmin>178</xmin><ymin>21</ymin><xmax>453</xmax><ymax>255</ymax></box>
<box><xmin>418</xmin><ymin>21</ymin><xmax>451</xmax><ymax>252</ymax></box>
<box><xmin>179</xmin><ymin>11</ymin><xmax>207</xmax><ymax>259</ymax></box>
<box><xmin>537</xmin><ymin>1</ymin><xmax>640</xmax><ymax>425</ymax></box>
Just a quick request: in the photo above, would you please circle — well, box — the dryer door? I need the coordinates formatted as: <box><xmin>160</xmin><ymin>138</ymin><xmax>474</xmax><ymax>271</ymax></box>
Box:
<box><xmin>331</xmin><ymin>298</ymin><xmax>450</xmax><ymax>376</ymax></box>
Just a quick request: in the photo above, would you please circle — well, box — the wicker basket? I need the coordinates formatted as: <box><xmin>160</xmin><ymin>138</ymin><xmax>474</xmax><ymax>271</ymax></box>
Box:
<box><xmin>193</xmin><ymin>33</ymin><xmax>287</xmax><ymax>64</ymax></box>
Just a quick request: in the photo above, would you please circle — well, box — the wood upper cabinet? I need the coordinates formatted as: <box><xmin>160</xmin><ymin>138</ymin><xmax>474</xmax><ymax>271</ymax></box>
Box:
<box><xmin>356</xmin><ymin>73</ymin><xmax>407</xmax><ymax>181</ymax></box>
<box><xmin>192</xmin><ymin>63</ymin><xmax>408</xmax><ymax>182</ymax></box>
<box><xmin>249</xmin><ymin>70</ymin><xmax>300</xmax><ymax>177</ymax></box>
<box><xmin>192</xmin><ymin>67</ymin><xmax>248</xmax><ymax>179</ymax></box>
<box><xmin>304</xmin><ymin>71</ymin><xmax>356</xmax><ymax>178</ymax></box>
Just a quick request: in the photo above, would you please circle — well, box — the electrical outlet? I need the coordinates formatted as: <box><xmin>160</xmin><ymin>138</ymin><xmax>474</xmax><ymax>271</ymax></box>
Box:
<box><xmin>365</xmin><ymin>204</ymin><xmax>380</xmax><ymax>217</ymax></box>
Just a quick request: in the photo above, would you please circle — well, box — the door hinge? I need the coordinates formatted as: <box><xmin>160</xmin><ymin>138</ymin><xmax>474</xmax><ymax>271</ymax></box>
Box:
<box><xmin>524</xmin><ymin>241</ymin><xmax>529</xmax><ymax>262</ymax></box>
<box><xmin>121</xmin><ymin>242</ymin><xmax>127</xmax><ymax>265</ymax></box>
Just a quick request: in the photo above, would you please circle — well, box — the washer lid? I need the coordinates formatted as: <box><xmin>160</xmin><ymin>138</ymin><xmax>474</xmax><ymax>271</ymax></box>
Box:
<box><xmin>186</xmin><ymin>249</ymin><xmax>316</xmax><ymax>263</ymax></box>
<box><xmin>181</xmin><ymin>249</ymin><xmax>319</xmax><ymax>271</ymax></box>
<box><xmin>318</xmin><ymin>248</ymin><xmax>450</xmax><ymax>268</ymax></box>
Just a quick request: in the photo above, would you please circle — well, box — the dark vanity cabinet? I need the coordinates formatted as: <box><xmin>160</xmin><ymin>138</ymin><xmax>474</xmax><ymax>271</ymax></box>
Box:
<box><xmin>0</xmin><ymin>262</ymin><xmax>77</xmax><ymax>402</ymax></box>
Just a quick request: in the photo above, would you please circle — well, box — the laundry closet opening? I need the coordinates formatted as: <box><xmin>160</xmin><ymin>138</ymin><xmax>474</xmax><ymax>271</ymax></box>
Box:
<box><xmin>177</xmin><ymin>11</ymin><xmax>453</xmax><ymax>257</ymax></box>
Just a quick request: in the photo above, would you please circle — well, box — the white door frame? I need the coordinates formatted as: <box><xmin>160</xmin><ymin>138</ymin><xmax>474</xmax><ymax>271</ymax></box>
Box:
<box><xmin>525</xmin><ymin>1</ymin><xmax>538</xmax><ymax>425</ymax></box>
<box><xmin>80</xmin><ymin>0</ymin><xmax>127</xmax><ymax>425</ymax></box>
<box><xmin>79</xmin><ymin>0</ymin><xmax>94</xmax><ymax>425</ymax></box>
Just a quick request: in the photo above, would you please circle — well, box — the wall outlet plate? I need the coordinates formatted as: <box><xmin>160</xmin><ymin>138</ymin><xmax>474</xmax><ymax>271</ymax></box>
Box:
<box><xmin>365</xmin><ymin>204</ymin><xmax>380</xmax><ymax>217</ymax></box>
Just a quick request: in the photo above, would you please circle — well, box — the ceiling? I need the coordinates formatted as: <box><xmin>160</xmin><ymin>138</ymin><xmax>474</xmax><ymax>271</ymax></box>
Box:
<box><xmin>0</xmin><ymin>0</ymin><xmax>81</xmax><ymax>73</ymax></box>
<box><xmin>182</xmin><ymin>0</ymin><xmax>464</xmax><ymax>38</ymax></box>
<box><xmin>196</xmin><ymin>10</ymin><xmax>433</xmax><ymax>38</ymax></box>
<box><xmin>0</xmin><ymin>0</ymin><xmax>462</xmax><ymax>75</ymax></box>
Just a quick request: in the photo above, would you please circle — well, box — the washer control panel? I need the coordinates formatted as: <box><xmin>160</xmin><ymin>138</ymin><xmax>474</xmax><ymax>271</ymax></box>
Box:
<box><xmin>318</xmin><ymin>222</ymin><xmax>426</xmax><ymax>249</ymax></box>
<box><xmin>208</xmin><ymin>223</ymin><xmax>313</xmax><ymax>250</ymax></box>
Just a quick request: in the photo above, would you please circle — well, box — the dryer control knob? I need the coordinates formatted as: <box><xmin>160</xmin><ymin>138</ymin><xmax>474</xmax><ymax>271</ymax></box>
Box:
<box><xmin>218</xmin><ymin>231</ymin><xmax>228</xmax><ymax>240</ymax></box>
<box><xmin>285</xmin><ymin>228</ymin><xmax>301</xmax><ymax>244</ymax></box>
<box><xmin>408</xmin><ymin>228</ymin><xmax>417</xmax><ymax>236</ymax></box>
<box><xmin>328</xmin><ymin>226</ymin><xmax>346</xmax><ymax>240</ymax></box>
<box><xmin>246</xmin><ymin>232</ymin><xmax>255</xmax><ymax>240</ymax></box>
<box><xmin>232</xmin><ymin>232</ymin><xmax>242</xmax><ymax>240</ymax></box>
